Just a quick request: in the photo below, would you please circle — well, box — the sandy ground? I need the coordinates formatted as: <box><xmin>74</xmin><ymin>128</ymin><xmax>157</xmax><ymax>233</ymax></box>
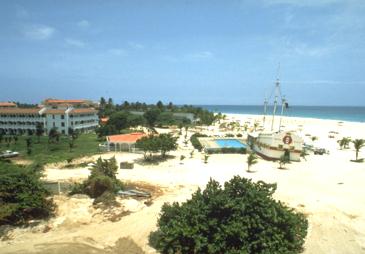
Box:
<box><xmin>1</xmin><ymin>114</ymin><xmax>365</xmax><ymax>253</ymax></box>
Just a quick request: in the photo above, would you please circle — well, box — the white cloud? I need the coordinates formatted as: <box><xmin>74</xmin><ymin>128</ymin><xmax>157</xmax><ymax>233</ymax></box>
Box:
<box><xmin>77</xmin><ymin>20</ymin><xmax>90</xmax><ymax>28</ymax></box>
<box><xmin>128</xmin><ymin>42</ymin><xmax>144</xmax><ymax>49</ymax></box>
<box><xmin>64</xmin><ymin>38</ymin><xmax>86</xmax><ymax>47</ymax></box>
<box><xmin>23</xmin><ymin>25</ymin><xmax>55</xmax><ymax>40</ymax></box>
<box><xmin>108</xmin><ymin>48</ymin><xmax>127</xmax><ymax>56</ymax></box>
<box><xmin>186</xmin><ymin>51</ymin><xmax>214</xmax><ymax>59</ymax></box>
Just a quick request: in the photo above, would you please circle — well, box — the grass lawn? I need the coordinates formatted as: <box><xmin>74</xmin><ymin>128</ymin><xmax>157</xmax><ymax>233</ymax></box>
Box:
<box><xmin>0</xmin><ymin>133</ymin><xmax>101</xmax><ymax>165</ymax></box>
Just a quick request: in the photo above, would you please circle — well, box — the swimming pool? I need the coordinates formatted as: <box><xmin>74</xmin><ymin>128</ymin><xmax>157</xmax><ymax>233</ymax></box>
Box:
<box><xmin>215</xmin><ymin>139</ymin><xmax>247</xmax><ymax>148</ymax></box>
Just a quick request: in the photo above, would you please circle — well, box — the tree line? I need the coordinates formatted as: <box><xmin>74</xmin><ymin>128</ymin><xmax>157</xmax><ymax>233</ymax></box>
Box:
<box><xmin>96</xmin><ymin>98</ymin><xmax>217</xmax><ymax>137</ymax></box>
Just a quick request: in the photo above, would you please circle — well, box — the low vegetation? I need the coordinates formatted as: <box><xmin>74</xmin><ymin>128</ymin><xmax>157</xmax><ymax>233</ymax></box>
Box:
<box><xmin>190</xmin><ymin>133</ymin><xmax>208</xmax><ymax>151</ymax></box>
<box><xmin>207</xmin><ymin>147</ymin><xmax>247</xmax><ymax>154</ymax></box>
<box><xmin>0</xmin><ymin>162</ymin><xmax>54</xmax><ymax>225</ymax></box>
<box><xmin>0</xmin><ymin>133</ymin><xmax>100</xmax><ymax>164</ymax></box>
<box><xmin>136</xmin><ymin>134</ymin><xmax>178</xmax><ymax>162</ymax></box>
<box><xmin>97</xmin><ymin>99</ymin><xmax>218</xmax><ymax>137</ymax></box>
<box><xmin>149</xmin><ymin>176</ymin><xmax>308</xmax><ymax>254</ymax></box>
<box><xmin>278</xmin><ymin>154</ymin><xmax>290</xmax><ymax>169</ymax></box>
<box><xmin>70</xmin><ymin>157</ymin><xmax>124</xmax><ymax>204</ymax></box>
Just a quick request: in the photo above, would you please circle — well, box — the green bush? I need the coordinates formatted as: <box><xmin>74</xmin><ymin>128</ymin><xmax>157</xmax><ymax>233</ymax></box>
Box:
<box><xmin>70</xmin><ymin>157</ymin><xmax>124</xmax><ymax>203</ymax></box>
<box><xmin>207</xmin><ymin>147</ymin><xmax>247</xmax><ymax>154</ymax></box>
<box><xmin>149</xmin><ymin>176</ymin><xmax>308</xmax><ymax>254</ymax></box>
<box><xmin>136</xmin><ymin>134</ymin><xmax>178</xmax><ymax>160</ymax></box>
<box><xmin>84</xmin><ymin>175</ymin><xmax>115</xmax><ymax>198</ymax></box>
<box><xmin>190</xmin><ymin>133</ymin><xmax>207</xmax><ymax>151</ymax></box>
<box><xmin>0</xmin><ymin>163</ymin><xmax>54</xmax><ymax>225</ymax></box>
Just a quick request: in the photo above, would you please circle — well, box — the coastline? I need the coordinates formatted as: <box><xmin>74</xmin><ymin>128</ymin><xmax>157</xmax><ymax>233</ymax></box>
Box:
<box><xmin>199</xmin><ymin>105</ymin><xmax>365</xmax><ymax>123</ymax></box>
<box><xmin>224</xmin><ymin>113</ymin><xmax>365</xmax><ymax>142</ymax></box>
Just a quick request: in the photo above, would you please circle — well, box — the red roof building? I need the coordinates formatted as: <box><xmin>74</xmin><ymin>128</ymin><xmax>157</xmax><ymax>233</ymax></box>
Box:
<box><xmin>0</xmin><ymin>102</ymin><xmax>17</xmax><ymax>108</ymax></box>
<box><xmin>106</xmin><ymin>132</ymin><xmax>146</xmax><ymax>152</ymax></box>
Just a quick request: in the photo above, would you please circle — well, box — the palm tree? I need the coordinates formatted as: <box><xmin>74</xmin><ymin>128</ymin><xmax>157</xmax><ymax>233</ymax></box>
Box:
<box><xmin>247</xmin><ymin>152</ymin><xmax>258</xmax><ymax>172</ymax></box>
<box><xmin>204</xmin><ymin>154</ymin><xmax>209</xmax><ymax>164</ymax></box>
<box><xmin>352</xmin><ymin>139</ymin><xmax>365</xmax><ymax>161</ymax></box>
<box><xmin>278</xmin><ymin>154</ymin><xmax>290</xmax><ymax>169</ymax></box>
<box><xmin>338</xmin><ymin>137</ymin><xmax>351</xmax><ymax>150</ymax></box>
<box><xmin>253</xmin><ymin>122</ymin><xmax>259</xmax><ymax>132</ymax></box>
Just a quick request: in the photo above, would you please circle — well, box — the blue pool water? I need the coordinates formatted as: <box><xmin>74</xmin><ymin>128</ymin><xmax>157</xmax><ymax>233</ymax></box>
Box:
<box><xmin>215</xmin><ymin>139</ymin><xmax>246</xmax><ymax>148</ymax></box>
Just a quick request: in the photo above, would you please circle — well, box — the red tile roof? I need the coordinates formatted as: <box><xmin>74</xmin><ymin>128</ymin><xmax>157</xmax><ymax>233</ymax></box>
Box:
<box><xmin>0</xmin><ymin>108</ymin><xmax>41</xmax><ymax>114</ymax></box>
<box><xmin>44</xmin><ymin>109</ymin><xmax>66</xmax><ymax>114</ymax></box>
<box><xmin>107</xmin><ymin>132</ymin><xmax>146</xmax><ymax>143</ymax></box>
<box><xmin>0</xmin><ymin>102</ymin><xmax>17</xmax><ymax>107</ymax></box>
<box><xmin>71</xmin><ymin>108</ymin><xmax>98</xmax><ymax>114</ymax></box>
<box><xmin>45</xmin><ymin>99</ymin><xmax>88</xmax><ymax>104</ymax></box>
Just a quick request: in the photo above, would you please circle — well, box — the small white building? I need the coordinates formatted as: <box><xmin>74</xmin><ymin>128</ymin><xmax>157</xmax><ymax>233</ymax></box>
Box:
<box><xmin>247</xmin><ymin>131</ymin><xmax>303</xmax><ymax>161</ymax></box>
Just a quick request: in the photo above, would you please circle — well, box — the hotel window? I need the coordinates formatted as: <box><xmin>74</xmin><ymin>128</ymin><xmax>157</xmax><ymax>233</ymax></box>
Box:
<box><xmin>61</xmin><ymin>115</ymin><xmax>65</xmax><ymax>119</ymax></box>
<box><xmin>71</xmin><ymin>121</ymin><xmax>74</xmax><ymax>125</ymax></box>
<box><xmin>52</xmin><ymin>115</ymin><xmax>55</xmax><ymax>119</ymax></box>
<box><xmin>61</xmin><ymin>122</ymin><xmax>65</xmax><ymax>127</ymax></box>
<box><xmin>53</xmin><ymin>122</ymin><xmax>55</xmax><ymax>127</ymax></box>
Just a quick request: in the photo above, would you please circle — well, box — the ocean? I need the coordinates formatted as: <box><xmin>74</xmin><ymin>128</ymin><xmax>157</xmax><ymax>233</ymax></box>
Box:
<box><xmin>199</xmin><ymin>105</ymin><xmax>365</xmax><ymax>123</ymax></box>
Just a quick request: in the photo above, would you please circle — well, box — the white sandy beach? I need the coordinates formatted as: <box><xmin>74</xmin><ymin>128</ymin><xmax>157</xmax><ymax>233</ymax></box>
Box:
<box><xmin>1</xmin><ymin>114</ymin><xmax>365</xmax><ymax>254</ymax></box>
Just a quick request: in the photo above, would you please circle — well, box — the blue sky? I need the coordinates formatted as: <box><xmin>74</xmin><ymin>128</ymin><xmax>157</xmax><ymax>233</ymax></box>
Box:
<box><xmin>0</xmin><ymin>0</ymin><xmax>365</xmax><ymax>105</ymax></box>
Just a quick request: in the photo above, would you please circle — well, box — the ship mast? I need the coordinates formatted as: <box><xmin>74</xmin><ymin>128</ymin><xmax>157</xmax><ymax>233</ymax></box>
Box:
<box><xmin>263</xmin><ymin>97</ymin><xmax>268</xmax><ymax>128</ymax></box>
<box><xmin>271</xmin><ymin>79</ymin><xmax>280</xmax><ymax>131</ymax></box>
<box><xmin>269</xmin><ymin>63</ymin><xmax>286</xmax><ymax>132</ymax></box>
<box><xmin>279</xmin><ymin>95</ymin><xmax>286</xmax><ymax>132</ymax></box>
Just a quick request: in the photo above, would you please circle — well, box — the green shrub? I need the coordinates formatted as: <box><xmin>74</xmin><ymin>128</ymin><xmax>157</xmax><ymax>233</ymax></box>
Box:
<box><xmin>207</xmin><ymin>147</ymin><xmax>247</xmax><ymax>154</ymax></box>
<box><xmin>84</xmin><ymin>175</ymin><xmax>115</xmax><ymax>198</ymax></box>
<box><xmin>69</xmin><ymin>157</ymin><xmax>124</xmax><ymax>204</ymax></box>
<box><xmin>149</xmin><ymin>176</ymin><xmax>308</xmax><ymax>254</ymax></box>
<box><xmin>190</xmin><ymin>133</ymin><xmax>207</xmax><ymax>151</ymax></box>
<box><xmin>136</xmin><ymin>134</ymin><xmax>178</xmax><ymax>160</ymax></box>
<box><xmin>0</xmin><ymin>163</ymin><xmax>54</xmax><ymax>225</ymax></box>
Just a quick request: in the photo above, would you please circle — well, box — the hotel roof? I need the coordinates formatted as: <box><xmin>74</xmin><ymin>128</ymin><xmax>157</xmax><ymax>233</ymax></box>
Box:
<box><xmin>0</xmin><ymin>108</ymin><xmax>41</xmax><ymax>114</ymax></box>
<box><xmin>0</xmin><ymin>102</ymin><xmax>17</xmax><ymax>107</ymax></box>
<box><xmin>70</xmin><ymin>108</ymin><xmax>98</xmax><ymax>114</ymax></box>
<box><xmin>106</xmin><ymin>132</ymin><xmax>146</xmax><ymax>143</ymax></box>
<box><xmin>44</xmin><ymin>99</ymin><xmax>90</xmax><ymax>106</ymax></box>
<box><xmin>44</xmin><ymin>109</ymin><xmax>66</xmax><ymax>114</ymax></box>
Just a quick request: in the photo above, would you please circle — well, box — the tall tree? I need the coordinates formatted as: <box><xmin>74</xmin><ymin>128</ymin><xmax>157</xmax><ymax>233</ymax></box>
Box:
<box><xmin>156</xmin><ymin>100</ymin><xmax>164</xmax><ymax>111</ymax></box>
<box><xmin>352</xmin><ymin>139</ymin><xmax>365</xmax><ymax>161</ymax></box>
<box><xmin>247</xmin><ymin>152</ymin><xmax>258</xmax><ymax>172</ymax></box>
<box><xmin>35</xmin><ymin>122</ymin><xmax>45</xmax><ymax>143</ymax></box>
<box><xmin>48</xmin><ymin>127</ymin><xmax>59</xmax><ymax>144</ymax></box>
<box><xmin>144</xmin><ymin>108</ymin><xmax>161</xmax><ymax>127</ymax></box>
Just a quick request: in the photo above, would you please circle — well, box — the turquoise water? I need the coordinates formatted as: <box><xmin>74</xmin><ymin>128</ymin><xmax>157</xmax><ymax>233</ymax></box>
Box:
<box><xmin>198</xmin><ymin>105</ymin><xmax>365</xmax><ymax>123</ymax></box>
<box><xmin>215</xmin><ymin>139</ymin><xmax>246</xmax><ymax>148</ymax></box>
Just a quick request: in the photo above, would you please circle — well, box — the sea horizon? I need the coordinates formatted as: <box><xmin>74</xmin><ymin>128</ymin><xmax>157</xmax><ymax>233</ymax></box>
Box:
<box><xmin>197</xmin><ymin>105</ymin><xmax>365</xmax><ymax>123</ymax></box>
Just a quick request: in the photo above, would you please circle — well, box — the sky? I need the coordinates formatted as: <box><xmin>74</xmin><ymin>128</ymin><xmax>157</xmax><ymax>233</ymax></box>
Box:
<box><xmin>0</xmin><ymin>0</ymin><xmax>365</xmax><ymax>106</ymax></box>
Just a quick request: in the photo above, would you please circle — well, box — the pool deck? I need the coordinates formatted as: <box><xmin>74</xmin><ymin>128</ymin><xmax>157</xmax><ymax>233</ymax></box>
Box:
<box><xmin>198</xmin><ymin>137</ymin><xmax>246</xmax><ymax>150</ymax></box>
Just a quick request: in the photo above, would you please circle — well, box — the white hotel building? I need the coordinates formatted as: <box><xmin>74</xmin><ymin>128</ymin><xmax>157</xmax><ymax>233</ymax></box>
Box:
<box><xmin>0</xmin><ymin>99</ymin><xmax>99</xmax><ymax>135</ymax></box>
